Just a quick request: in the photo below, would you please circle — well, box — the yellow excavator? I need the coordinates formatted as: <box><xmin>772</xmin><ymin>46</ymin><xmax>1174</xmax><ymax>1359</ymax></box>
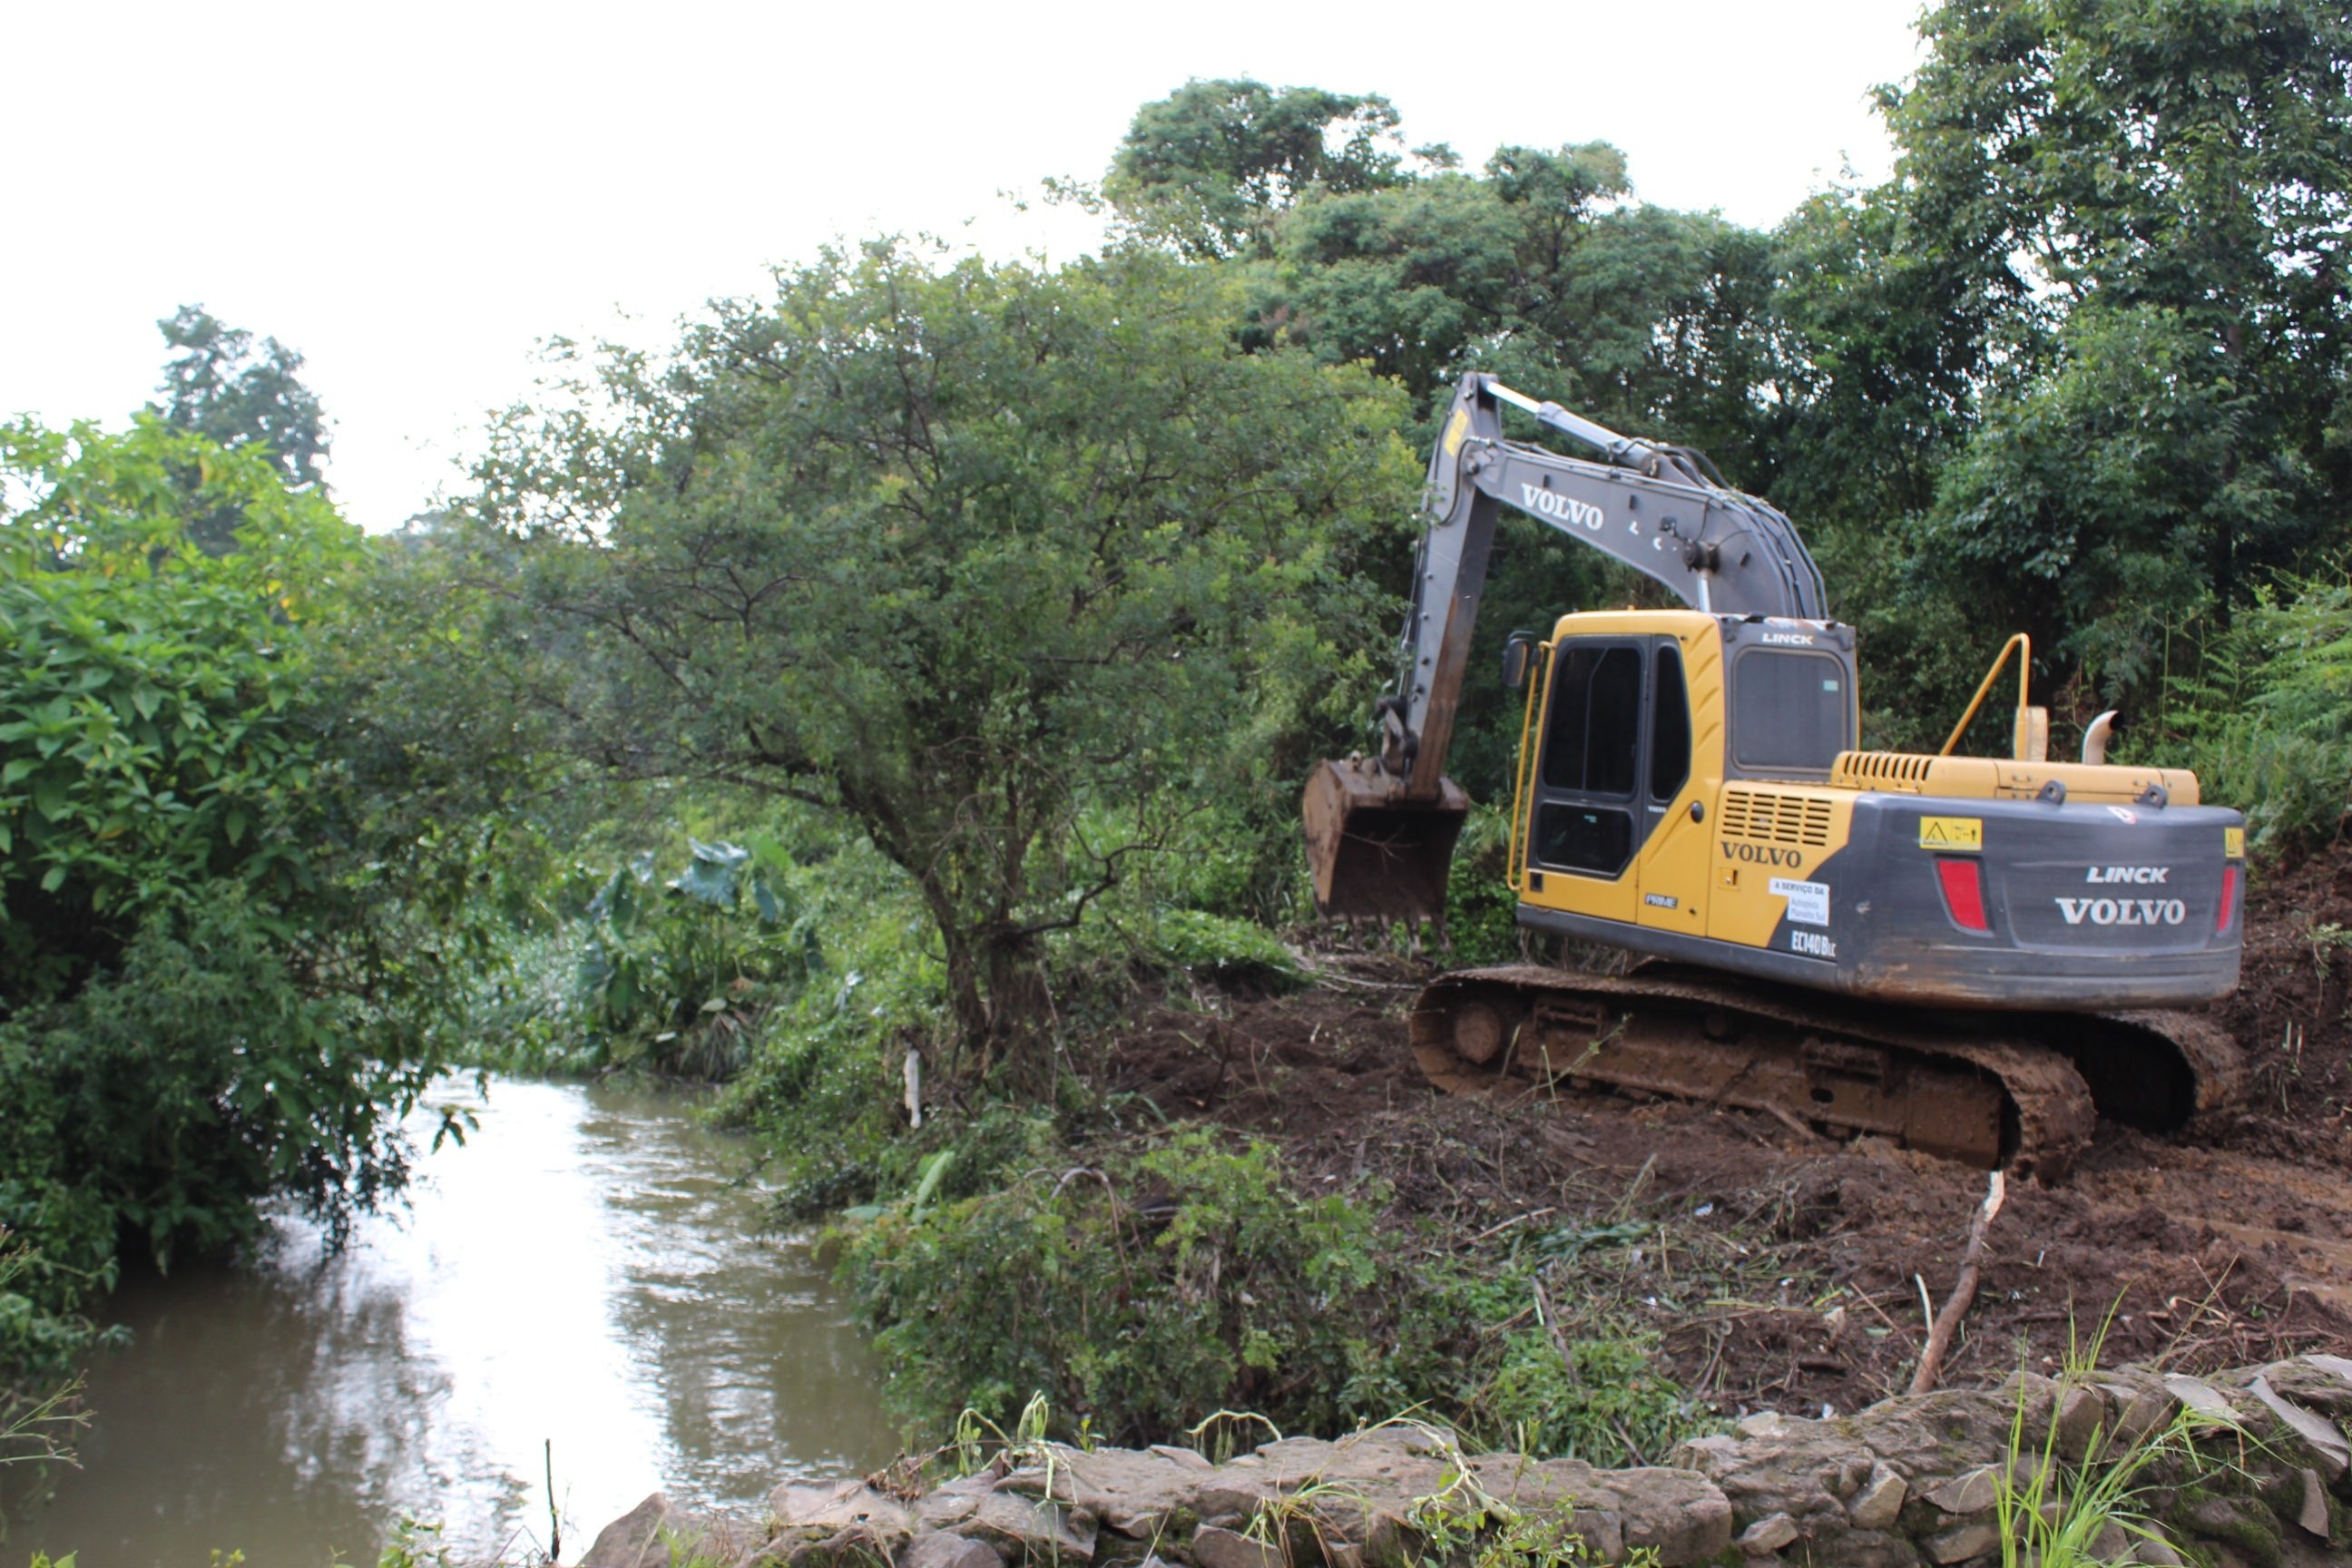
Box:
<box><xmin>1304</xmin><ymin>374</ymin><xmax>2244</xmax><ymax>1179</ymax></box>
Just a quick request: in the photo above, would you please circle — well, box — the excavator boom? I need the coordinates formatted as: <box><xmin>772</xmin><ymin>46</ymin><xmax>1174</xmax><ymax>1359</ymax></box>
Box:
<box><xmin>1308</xmin><ymin>372</ymin><xmax>1820</xmax><ymax>918</ymax></box>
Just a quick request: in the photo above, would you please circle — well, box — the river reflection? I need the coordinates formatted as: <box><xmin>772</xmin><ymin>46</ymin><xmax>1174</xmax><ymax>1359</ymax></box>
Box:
<box><xmin>12</xmin><ymin>1080</ymin><xmax>896</xmax><ymax>1565</ymax></box>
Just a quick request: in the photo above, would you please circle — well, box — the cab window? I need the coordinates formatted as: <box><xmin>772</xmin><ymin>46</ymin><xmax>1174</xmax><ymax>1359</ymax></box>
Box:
<box><xmin>1540</xmin><ymin>644</ymin><xmax>1642</xmax><ymax>796</ymax></box>
<box><xmin>1534</xmin><ymin>642</ymin><xmax>1643</xmax><ymax>877</ymax></box>
<box><xmin>1650</xmin><ymin>644</ymin><xmax>1690</xmax><ymax>800</ymax></box>
<box><xmin>1730</xmin><ymin>649</ymin><xmax>1851</xmax><ymax>773</ymax></box>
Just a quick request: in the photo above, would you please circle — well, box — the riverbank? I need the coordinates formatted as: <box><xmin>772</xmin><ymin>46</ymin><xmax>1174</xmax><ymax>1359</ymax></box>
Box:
<box><xmin>585</xmin><ymin>1351</ymin><xmax>2352</xmax><ymax>1567</ymax></box>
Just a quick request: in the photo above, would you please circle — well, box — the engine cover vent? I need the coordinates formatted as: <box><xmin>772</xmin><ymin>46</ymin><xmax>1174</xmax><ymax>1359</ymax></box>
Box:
<box><xmin>1720</xmin><ymin>788</ymin><xmax>1833</xmax><ymax>848</ymax></box>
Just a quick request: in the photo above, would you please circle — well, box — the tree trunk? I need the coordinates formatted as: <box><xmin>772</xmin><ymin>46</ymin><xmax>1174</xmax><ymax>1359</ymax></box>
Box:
<box><xmin>916</xmin><ymin>884</ymin><xmax>992</xmax><ymax>1082</ymax></box>
<box><xmin>983</xmin><ymin>935</ymin><xmax>1055</xmax><ymax>1095</ymax></box>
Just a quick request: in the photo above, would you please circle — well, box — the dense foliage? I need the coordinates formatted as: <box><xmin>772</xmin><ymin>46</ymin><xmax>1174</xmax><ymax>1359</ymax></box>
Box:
<box><xmin>840</xmin><ymin>1129</ymin><xmax>1695</xmax><ymax>1463</ymax></box>
<box><xmin>0</xmin><ymin>417</ymin><xmax>466</xmax><ymax>1372</ymax></box>
<box><xmin>463</xmin><ymin>241</ymin><xmax>1415</xmax><ymax>1083</ymax></box>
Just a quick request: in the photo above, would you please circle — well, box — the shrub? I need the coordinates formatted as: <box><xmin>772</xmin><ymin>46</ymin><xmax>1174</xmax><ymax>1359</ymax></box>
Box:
<box><xmin>1445</xmin><ymin>801</ymin><xmax>1524</xmax><ymax>965</ymax></box>
<box><xmin>838</xmin><ymin>1125</ymin><xmax>1712</xmax><ymax>1462</ymax></box>
<box><xmin>841</xmin><ymin>1131</ymin><xmax>1411</xmax><ymax>1444</ymax></box>
<box><xmin>2160</xmin><ymin>569</ymin><xmax>2352</xmax><ymax>852</ymax></box>
<box><xmin>572</xmin><ymin>837</ymin><xmax>823</xmax><ymax>1079</ymax></box>
<box><xmin>0</xmin><ymin>419</ymin><xmax>469</xmax><ymax>1373</ymax></box>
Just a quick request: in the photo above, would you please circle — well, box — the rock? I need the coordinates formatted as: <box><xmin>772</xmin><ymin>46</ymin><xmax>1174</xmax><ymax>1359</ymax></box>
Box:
<box><xmin>2098</xmin><ymin>1378</ymin><xmax>2179</xmax><ymax>1446</ymax></box>
<box><xmin>1827</xmin><ymin>1454</ymin><xmax>1873</xmax><ymax>1501</ymax></box>
<box><xmin>2297</xmin><ymin>1466</ymin><xmax>2330</xmax><ymax>1539</ymax></box>
<box><xmin>1736</xmin><ymin>1411</ymin><xmax>1795</xmax><ymax>1438</ymax></box>
<box><xmin>2053</xmin><ymin>1385</ymin><xmax>2109</xmax><ymax>1460</ymax></box>
<box><xmin>1590</xmin><ymin>1468</ymin><xmax>1732</xmax><ymax>1563</ymax></box>
<box><xmin>1848</xmin><ymin>1388</ymin><xmax>2015</xmax><ymax>1481</ymax></box>
<box><xmin>954</xmin><ymin>1492</ymin><xmax>1098</xmax><ymax>1563</ymax></box>
<box><xmin>783</xmin><ymin>1526</ymin><xmax>916</xmax><ymax>1568</ymax></box>
<box><xmin>1458</xmin><ymin>1455</ymin><xmax>1622</xmax><ymax>1558</ymax></box>
<box><xmin>2257</xmin><ymin>1358</ymin><xmax>2352</xmax><ymax>1429</ymax></box>
<box><xmin>1847</xmin><ymin>1463</ymin><xmax>1907</xmax><ymax>1531</ymax></box>
<box><xmin>583</xmin><ymin>1493</ymin><xmax>677</xmax><ymax>1568</ymax></box>
<box><xmin>1671</xmin><ymin>1434</ymin><xmax>1742</xmax><ymax>1474</ymax></box>
<box><xmin>902</xmin><ymin>1534</ymin><xmax>1004</xmax><ymax>1568</ymax></box>
<box><xmin>760</xmin><ymin>1481</ymin><xmax>915</xmax><ymax>1568</ymax></box>
<box><xmin>1001</xmin><ymin>1445</ymin><xmax>1221</xmax><ymax>1538</ymax></box>
<box><xmin>2130</xmin><ymin>1537</ymin><xmax>2185</xmax><ymax>1566</ymax></box>
<box><xmin>1921</xmin><ymin>1466</ymin><xmax>1998</xmax><ymax>1515</ymax></box>
<box><xmin>916</xmin><ymin>1492</ymin><xmax>985</xmax><ymax>1532</ymax></box>
<box><xmin>1922</xmin><ymin>1520</ymin><xmax>2000</xmax><ymax>1563</ymax></box>
<box><xmin>2246</xmin><ymin>1374</ymin><xmax>2351</xmax><ymax>1478</ymax></box>
<box><xmin>1735</xmin><ymin>1511</ymin><xmax>1798</xmax><ymax>1553</ymax></box>
<box><xmin>2161</xmin><ymin>1374</ymin><xmax>2241</xmax><ymax>1426</ymax></box>
<box><xmin>1149</xmin><ymin>1445</ymin><xmax>1215</xmax><ymax>1471</ymax></box>
<box><xmin>2178</xmin><ymin>1495</ymin><xmax>2283</xmax><ymax>1562</ymax></box>
<box><xmin>1189</xmin><ymin>1525</ymin><xmax>1283</xmax><ymax>1568</ymax></box>
<box><xmin>1822</xmin><ymin>1531</ymin><xmax>1922</xmax><ymax>1568</ymax></box>
<box><xmin>1261</xmin><ymin>1431</ymin><xmax>1450</xmax><ymax>1543</ymax></box>
<box><xmin>1194</xmin><ymin>1485</ymin><xmax>1289</xmax><ymax>1533</ymax></box>
<box><xmin>759</xmin><ymin>1355</ymin><xmax>2352</xmax><ymax>1568</ymax></box>
<box><xmin>769</xmin><ymin>1480</ymin><xmax>916</xmax><ymax>1541</ymax></box>
<box><xmin>578</xmin><ymin>1497</ymin><xmax>757</xmax><ymax>1568</ymax></box>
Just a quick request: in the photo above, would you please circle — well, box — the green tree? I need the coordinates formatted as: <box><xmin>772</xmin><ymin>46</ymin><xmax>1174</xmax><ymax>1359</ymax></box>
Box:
<box><xmin>0</xmin><ymin>416</ymin><xmax>466</xmax><ymax>1320</ymax></box>
<box><xmin>1794</xmin><ymin>0</ymin><xmax>2352</xmax><ymax>721</ymax></box>
<box><xmin>152</xmin><ymin>305</ymin><xmax>330</xmax><ymax>552</ymax></box>
<box><xmin>465</xmin><ymin>240</ymin><xmax>1416</xmax><ymax>1083</ymax></box>
<box><xmin>1195</xmin><ymin>129</ymin><xmax>1790</xmax><ymax>793</ymax></box>
<box><xmin>1106</xmin><ymin>79</ymin><xmax>1423</xmax><ymax>260</ymax></box>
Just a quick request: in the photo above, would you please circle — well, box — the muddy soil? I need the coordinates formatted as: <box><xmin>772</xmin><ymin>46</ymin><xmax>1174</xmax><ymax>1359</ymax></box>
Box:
<box><xmin>1104</xmin><ymin>847</ymin><xmax>2352</xmax><ymax>1421</ymax></box>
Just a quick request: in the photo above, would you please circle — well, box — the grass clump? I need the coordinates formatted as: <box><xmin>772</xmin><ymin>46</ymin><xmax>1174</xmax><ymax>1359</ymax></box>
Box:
<box><xmin>834</xmin><ymin>1120</ymin><xmax>1715</xmax><ymax>1463</ymax></box>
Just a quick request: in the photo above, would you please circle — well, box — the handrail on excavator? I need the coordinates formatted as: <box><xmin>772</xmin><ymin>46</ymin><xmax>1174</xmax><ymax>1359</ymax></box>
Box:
<box><xmin>1938</xmin><ymin>633</ymin><xmax>2034</xmax><ymax>759</ymax></box>
<box><xmin>1504</xmin><ymin>640</ymin><xmax>1553</xmax><ymax>896</ymax></box>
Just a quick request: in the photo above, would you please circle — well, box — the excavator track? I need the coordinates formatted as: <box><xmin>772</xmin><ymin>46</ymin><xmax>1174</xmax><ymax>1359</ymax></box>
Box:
<box><xmin>1410</xmin><ymin>964</ymin><xmax>2243</xmax><ymax>1182</ymax></box>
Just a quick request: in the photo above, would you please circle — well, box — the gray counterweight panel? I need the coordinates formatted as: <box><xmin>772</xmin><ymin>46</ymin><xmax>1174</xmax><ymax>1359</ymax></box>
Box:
<box><xmin>1515</xmin><ymin>791</ymin><xmax>2245</xmax><ymax>1012</ymax></box>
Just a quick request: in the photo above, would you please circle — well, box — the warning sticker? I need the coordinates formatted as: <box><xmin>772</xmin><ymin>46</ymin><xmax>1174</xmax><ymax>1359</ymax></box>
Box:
<box><xmin>1919</xmin><ymin>816</ymin><xmax>1983</xmax><ymax>851</ymax></box>
<box><xmin>1769</xmin><ymin>877</ymin><xmax>1831</xmax><ymax>926</ymax></box>
<box><xmin>1443</xmin><ymin>407</ymin><xmax>1471</xmax><ymax>456</ymax></box>
<box><xmin>2224</xmin><ymin>827</ymin><xmax>2246</xmax><ymax>859</ymax></box>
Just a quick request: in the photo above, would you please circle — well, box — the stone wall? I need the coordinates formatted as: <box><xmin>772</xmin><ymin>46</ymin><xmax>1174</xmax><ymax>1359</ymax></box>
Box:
<box><xmin>585</xmin><ymin>1354</ymin><xmax>2352</xmax><ymax>1568</ymax></box>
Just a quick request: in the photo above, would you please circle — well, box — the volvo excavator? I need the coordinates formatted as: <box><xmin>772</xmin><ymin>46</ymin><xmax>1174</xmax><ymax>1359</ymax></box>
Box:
<box><xmin>1303</xmin><ymin>374</ymin><xmax>2245</xmax><ymax>1180</ymax></box>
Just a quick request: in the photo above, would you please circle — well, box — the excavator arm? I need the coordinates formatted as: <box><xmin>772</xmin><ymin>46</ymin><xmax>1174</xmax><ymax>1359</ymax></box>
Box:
<box><xmin>1307</xmin><ymin>372</ymin><xmax>1825</xmax><ymax>916</ymax></box>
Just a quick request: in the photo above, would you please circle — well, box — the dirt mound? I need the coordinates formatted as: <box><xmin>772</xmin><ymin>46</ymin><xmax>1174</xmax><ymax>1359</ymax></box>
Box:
<box><xmin>2212</xmin><ymin>843</ymin><xmax>2352</xmax><ymax>1164</ymax></box>
<box><xmin>1102</xmin><ymin>848</ymin><xmax>2352</xmax><ymax>1420</ymax></box>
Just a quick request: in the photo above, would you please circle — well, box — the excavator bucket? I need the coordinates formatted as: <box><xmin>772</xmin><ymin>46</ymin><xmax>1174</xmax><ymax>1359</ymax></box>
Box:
<box><xmin>1301</xmin><ymin>759</ymin><xmax>1471</xmax><ymax>920</ymax></box>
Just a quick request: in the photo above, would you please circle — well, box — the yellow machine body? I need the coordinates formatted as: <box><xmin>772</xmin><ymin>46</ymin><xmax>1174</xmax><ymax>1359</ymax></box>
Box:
<box><xmin>1498</xmin><ymin>610</ymin><xmax>2239</xmax><ymax>1012</ymax></box>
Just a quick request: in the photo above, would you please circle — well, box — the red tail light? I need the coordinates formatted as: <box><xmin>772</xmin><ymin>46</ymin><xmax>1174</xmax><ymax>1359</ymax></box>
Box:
<box><xmin>2217</xmin><ymin>864</ymin><xmax>2239</xmax><ymax>934</ymax></box>
<box><xmin>1936</xmin><ymin>857</ymin><xmax>1991</xmax><ymax>933</ymax></box>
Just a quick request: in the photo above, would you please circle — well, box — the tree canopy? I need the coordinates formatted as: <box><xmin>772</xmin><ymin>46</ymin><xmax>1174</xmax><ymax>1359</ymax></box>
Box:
<box><xmin>463</xmin><ymin>240</ymin><xmax>1416</xmax><ymax>1074</ymax></box>
<box><xmin>1105</xmin><ymin>79</ymin><xmax>1425</xmax><ymax>260</ymax></box>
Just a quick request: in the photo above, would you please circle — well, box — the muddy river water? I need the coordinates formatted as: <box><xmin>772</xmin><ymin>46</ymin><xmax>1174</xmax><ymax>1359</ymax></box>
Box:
<box><xmin>10</xmin><ymin>1080</ymin><xmax>897</xmax><ymax>1565</ymax></box>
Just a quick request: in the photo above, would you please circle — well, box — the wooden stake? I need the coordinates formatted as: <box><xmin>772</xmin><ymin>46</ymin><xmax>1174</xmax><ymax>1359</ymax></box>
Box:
<box><xmin>1909</xmin><ymin>1170</ymin><xmax>2006</xmax><ymax>1396</ymax></box>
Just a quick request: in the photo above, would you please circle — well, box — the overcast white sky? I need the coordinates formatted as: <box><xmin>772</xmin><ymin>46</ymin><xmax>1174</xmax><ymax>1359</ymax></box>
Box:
<box><xmin>2</xmin><ymin>0</ymin><xmax>1926</xmax><ymax>532</ymax></box>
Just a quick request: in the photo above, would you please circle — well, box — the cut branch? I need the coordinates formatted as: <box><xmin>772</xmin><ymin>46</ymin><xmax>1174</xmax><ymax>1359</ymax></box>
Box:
<box><xmin>1909</xmin><ymin>1170</ymin><xmax>2007</xmax><ymax>1396</ymax></box>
